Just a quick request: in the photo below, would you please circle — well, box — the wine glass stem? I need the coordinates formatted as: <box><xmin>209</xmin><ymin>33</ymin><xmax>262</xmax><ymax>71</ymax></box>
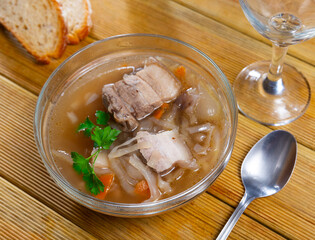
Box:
<box><xmin>263</xmin><ymin>43</ymin><xmax>288</xmax><ymax>95</ymax></box>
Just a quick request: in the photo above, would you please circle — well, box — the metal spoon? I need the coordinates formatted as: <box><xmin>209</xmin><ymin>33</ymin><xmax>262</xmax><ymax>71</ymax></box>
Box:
<box><xmin>216</xmin><ymin>130</ymin><xmax>297</xmax><ymax>240</ymax></box>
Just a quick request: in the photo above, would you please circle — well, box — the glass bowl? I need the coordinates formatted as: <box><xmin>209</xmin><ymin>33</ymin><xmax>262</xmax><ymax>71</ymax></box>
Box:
<box><xmin>34</xmin><ymin>34</ymin><xmax>237</xmax><ymax>217</ymax></box>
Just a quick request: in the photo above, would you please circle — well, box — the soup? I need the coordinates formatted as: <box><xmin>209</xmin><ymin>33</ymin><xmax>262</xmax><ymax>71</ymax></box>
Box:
<box><xmin>48</xmin><ymin>56</ymin><xmax>227</xmax><ymax>203</ymax></box>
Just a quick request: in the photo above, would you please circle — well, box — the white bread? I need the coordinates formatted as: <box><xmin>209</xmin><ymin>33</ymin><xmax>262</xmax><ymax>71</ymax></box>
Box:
<box><xmin>0</xmin><ymin>0</ymin><xmax>67</xmax><ymax>64</ymax></box>
<box><xmin>57</xmin><ymin>0</ymin><xmax>92</xmax><ymax>44</ymax></box>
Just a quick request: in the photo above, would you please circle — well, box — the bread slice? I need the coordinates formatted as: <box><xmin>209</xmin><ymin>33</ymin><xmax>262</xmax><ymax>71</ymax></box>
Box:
<box><xmin>57</xmin><ymin>0</ymin><xmax>92</xmax><ymax>44</ymax></box>
<box><xmin>0</xmin><ymin>0</ymin><xmax>67</xmax><ymax>64</ymax></box>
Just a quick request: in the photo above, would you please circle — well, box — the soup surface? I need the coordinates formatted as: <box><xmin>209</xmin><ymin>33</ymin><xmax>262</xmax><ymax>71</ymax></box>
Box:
<box><xmin>48</xmin><ymin>55</ymin><xmax>228</xmax><ymax>203</ymax></box>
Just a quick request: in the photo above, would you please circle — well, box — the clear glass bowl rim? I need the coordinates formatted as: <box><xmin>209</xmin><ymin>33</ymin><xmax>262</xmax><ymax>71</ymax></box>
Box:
<box><xmin>34</xmin><ymin>33</ymin><xmax>238</xmax><ymax>216</ymax></box>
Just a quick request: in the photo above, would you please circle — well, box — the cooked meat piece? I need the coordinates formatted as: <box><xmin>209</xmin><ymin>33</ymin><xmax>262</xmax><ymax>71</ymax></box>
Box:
<box><xmin>102</xmin><ymin>84</ymin><xmax>138</xmax><ymax>131</ymax></box>
<box><xmin>175</xmin><ymin>88</ymin><xmax>199</xmax><ymax>112</ymax></box>
<box><xmin>136</xmin><ymin>58</ymin><xmax>181</xmax><ymax>102</ymax></box>
<box><xmin>103</xmin><ymin>58</ymin><xmax>181</xmax><ymax>131</ymax></box>
<box><xmin>137</xmin><ymin>130</ymin><xmax>192</xmax><ymax>172</ymax></box>
<box><xmin>116</xmin><ymin>74</ymin><xmax>163</xmax><ymax>119</ymax></box>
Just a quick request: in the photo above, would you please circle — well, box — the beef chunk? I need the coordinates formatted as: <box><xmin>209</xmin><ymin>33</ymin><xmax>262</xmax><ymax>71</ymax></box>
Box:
<box><xmin>137</xmin><ymin>130</ymin><xmax>192</xmax><ymax>172</ymax></box>
<box><xmin>102</xmin><ymin>58</ymin><xmax>182</xmax><ymax>131</ymax></box>
<box><xmin>102</xmin><ymin>84</ymin><xmax>138</xmax><ymax>131</ymax></box>
<box><xmin>136</xmin><ymin>58</ymin><xmax>181</xmax><ymax>102</ymax></box>
<box><xmin>116</xmin><ymin>74</ymin><xmax>163</xmax><ymax>119</ymax></box>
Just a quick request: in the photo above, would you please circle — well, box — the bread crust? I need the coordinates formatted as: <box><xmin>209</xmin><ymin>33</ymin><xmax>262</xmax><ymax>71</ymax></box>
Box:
<box><xmin>66</xmin><ymin>0</ymin><xmax>92</xmax><ymax>44</ymax></box>
<box><xmin>0</xmin><ymin>0</ymin><xmax>67</xmax><ymax>64</ymax></box>
<box><xmin>50</xmin><ymin>0</ymin><xmax>68</xmax><ymax>59</ymax></box>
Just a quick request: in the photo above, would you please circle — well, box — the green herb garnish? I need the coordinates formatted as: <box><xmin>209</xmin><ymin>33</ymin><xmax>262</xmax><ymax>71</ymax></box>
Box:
<box><xmin>77</xmin><ymin>117</ymin><xmax>95</xmax><ymax>137</ymax></box>
<box><xmin>71</xmin><ymin>110</ymin><xmax>120</xmax><ymax>195</ymax></box>
<box><xmin>95</xmin><ymin>110</ymin><xmax>110</xmax><ymax>125</ymax></box>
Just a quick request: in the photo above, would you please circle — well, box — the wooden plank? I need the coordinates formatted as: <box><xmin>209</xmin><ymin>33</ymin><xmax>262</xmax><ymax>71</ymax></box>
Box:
<box><xmin>0</xmin><ymin>72</ymin><xmax>312</xmax><ymax>238</ymax></box>
<box><xmin>207</xmin><ymin>114</ymin><xmax>315</xmax><ymax>239</ymax></box>
<box><xmin>0</xmin><ymin>174</ymin><xmax>285</xmax><ymax>240</ymax></box>
<box><xmin>0</xmin><ymin>26</ymin><xmax>94</xmax><ymax>94</ymax></box>
<box><xmin>0</xmin><ymin>26</ymin><xmax>94</xmax><ymax>95</ymax></box>
<box><xmin>174</xmin><ymin>0</ymin><xmax>315</xmax><ymax>65</ymax></box>
<box><xmin>0</xmin><ymin>0</ymin><xmax>314</xmax><ymax>149</ymax></box>
<box><xmin>0</xmin><ymin>177</ymin><xmax>96</xmax><ymax>240</ymax></box>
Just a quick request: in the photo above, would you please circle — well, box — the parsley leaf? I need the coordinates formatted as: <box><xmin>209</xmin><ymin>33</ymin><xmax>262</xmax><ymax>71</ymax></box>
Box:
<box><xmin>71</xmin><ymin>152</ymin><xmax>91</xmax><ymax>175</ymax></box>
<box><xmin>77</xmin><ymin>117</ymin><xmax>95</xmax><ymax>137</ymax></box>
<box><xmin>83</xmin><ymin>173</ymin><xmax>105</xmax><ymax>195</ymax></box>
<box><xmin>95</xmin><ymin>110</ymin><xmax>110</xmax><ymax>125</ymax></box>
<box><xmin>71</xmin><ymin>110</ymin><xmax>120</xmax><ymax>196</ymax></box>
<box><xmin>91</xmin><ymin>126</ymin><xmax>121</xmax><ymax>149</ymax></box>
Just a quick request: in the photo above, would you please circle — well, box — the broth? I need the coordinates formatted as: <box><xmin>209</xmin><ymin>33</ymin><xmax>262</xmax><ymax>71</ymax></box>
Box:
<box><xmin>48</xmin><ymin>55</ymin><xmax>227</xmax><ymax>203</ymax></box>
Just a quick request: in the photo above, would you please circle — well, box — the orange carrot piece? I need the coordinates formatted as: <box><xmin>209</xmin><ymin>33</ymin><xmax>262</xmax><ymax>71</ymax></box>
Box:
<box><xmin>174</xmin><ymin>66</ymin><xmax>186</xmax><ymax>79</ymax></box>
<box><xmin>134</xmin><ymin>180</ymin><xmax>150</xmax><ymax>199</ymax></box>
<box><xmin>153</xmin><ymin>103</ymin><xmax>169</xmax><ymax>119</ymax></box>
<box><xmin>94</xmin><ymin>174</ymin><xmax>114</xmax><ymax>200</ymax></box>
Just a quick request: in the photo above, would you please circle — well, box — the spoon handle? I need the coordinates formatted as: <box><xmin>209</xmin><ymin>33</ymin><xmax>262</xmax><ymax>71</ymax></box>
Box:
<box><xmin>216</xmin><ymin>192</ymin><xmax>254</xmax><ymax>240</ymax></box>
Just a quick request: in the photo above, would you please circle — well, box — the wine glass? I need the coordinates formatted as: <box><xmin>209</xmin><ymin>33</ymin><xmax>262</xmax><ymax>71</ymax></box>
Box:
<box><xmin>234</xmin><ymin>0</ymin><xmax>315</xmax><ymax>126</ymax></box>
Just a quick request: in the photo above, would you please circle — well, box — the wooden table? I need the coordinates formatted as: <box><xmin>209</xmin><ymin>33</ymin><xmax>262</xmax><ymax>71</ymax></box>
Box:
<box><xmin>0</xmin><ymin>0</ymin><xmax>314</xmax><ymax>239</ymax></box>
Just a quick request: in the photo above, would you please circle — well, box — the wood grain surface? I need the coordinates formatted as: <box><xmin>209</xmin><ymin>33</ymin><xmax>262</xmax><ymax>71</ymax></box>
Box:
<box><xmin>0</xmin><ymin>0</ymin><xmax>314</xmax><ymax>239</ymax></box>
<box><xmin>0</xmin><ymin>75</ymin><xmax>287</xmax><ymax>240</ymax></box>
<box><xmin>0</xmin><ymin>177</ymin><xmax>95</xmax><ymax>240</ymax></box>
<box><xmin>175</xmin><ymin>0</ymin><xmax>315</xmax><ymax>65</ymax></box>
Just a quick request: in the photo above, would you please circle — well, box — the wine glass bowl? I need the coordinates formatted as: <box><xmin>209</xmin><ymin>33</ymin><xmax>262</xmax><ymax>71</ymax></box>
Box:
<box><xmin>240</xmin><ymin>0</ymin><xmax>315</xmax><ymax>45</ymax></box>
<box><xmin>235</xmin><ymin>0</ymin><xmax>314</xmax><ymax>125</ymax></box>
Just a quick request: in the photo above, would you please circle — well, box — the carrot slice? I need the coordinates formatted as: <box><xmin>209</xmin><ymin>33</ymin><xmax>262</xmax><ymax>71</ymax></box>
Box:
<box><xmin>94</xmin><ymin>174</ymin><xmax>114</xmax><ymax>200</ymax></box>
<box><xmin>174</xmin><ymin>65</ymin><xmax>186</xmax><ymax>80</ymax></box>
<box><xmin>153</xmin><ymin>103</ymin><xmax>169</xmax><ymax>119</ymax></box>
<box><xmin>134</xmin><ymin>180</ymin><xmax>150</xmax><ymax>199</ymax></box>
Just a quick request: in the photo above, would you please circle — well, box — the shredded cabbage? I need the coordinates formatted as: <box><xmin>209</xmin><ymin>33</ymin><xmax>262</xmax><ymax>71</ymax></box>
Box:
<box><xmin>108</xmin><ymin>135</ymin><xmax>151</xmax><ymax>159</ymax></box>
<box><xmin>129</xmin><ymin>154</ymin><xmax>161</xmax><ymax>202</ymax></box>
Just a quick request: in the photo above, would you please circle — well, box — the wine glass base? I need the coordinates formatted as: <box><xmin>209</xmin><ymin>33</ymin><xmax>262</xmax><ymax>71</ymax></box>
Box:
<box><xmin>234</xmin><ymin>61</ymin><xmax>311</xmax><ymax>126</ymax></box>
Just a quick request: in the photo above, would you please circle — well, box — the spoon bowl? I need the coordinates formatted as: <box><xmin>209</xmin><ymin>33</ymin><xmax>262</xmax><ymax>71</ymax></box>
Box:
<box><xmin>217</xmin><ymin>130</ymin><xmax>297</xmax><ymax>240</ymax></box>
<box><xmin>242</xmin><ymin>130</ymin><xmax>297</xmax><ymax>198</ymax></box>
